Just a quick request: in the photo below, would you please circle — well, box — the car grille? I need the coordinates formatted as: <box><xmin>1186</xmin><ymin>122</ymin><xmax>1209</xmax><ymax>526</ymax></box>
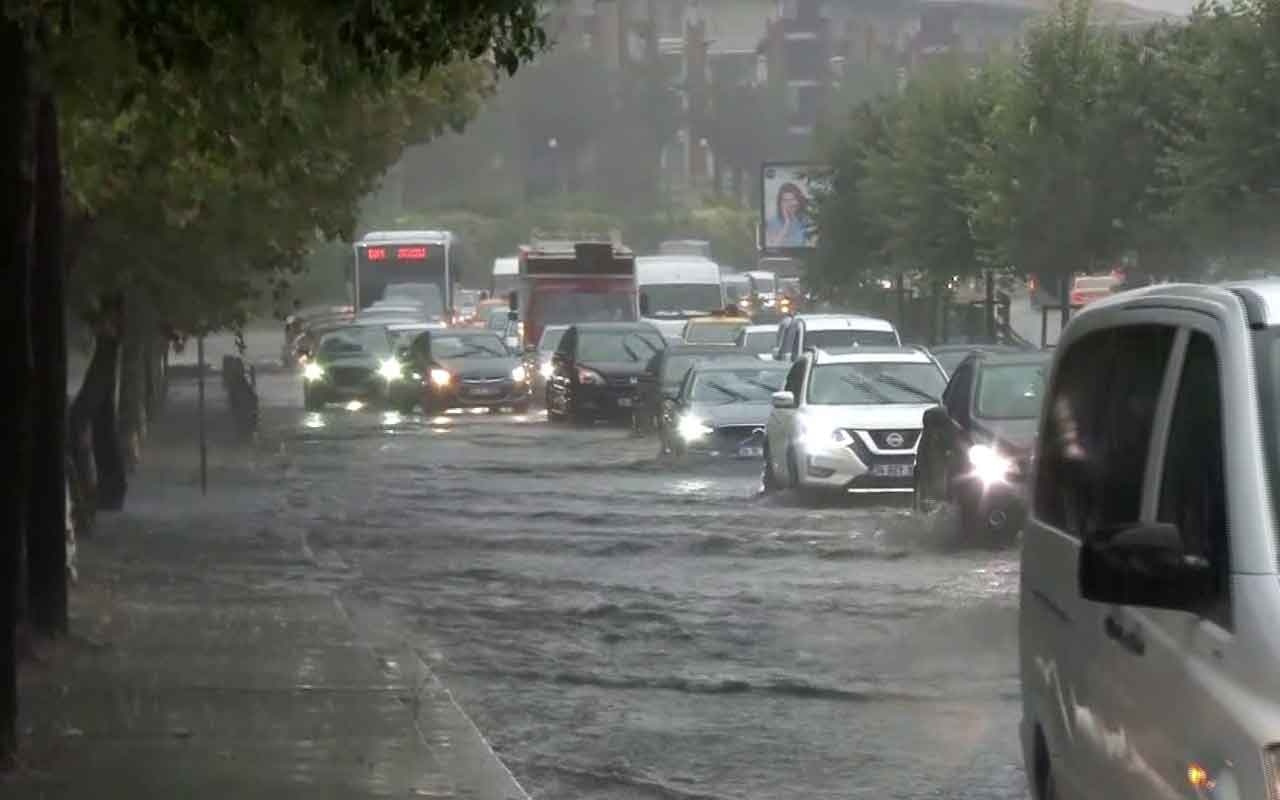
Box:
<box><xmin>848</xmin><ymin>435</ymin><xmax>917</xmax><ymax>467</ymax></box>
<box><xmin>329</xmin><ymin>366</ymin><xmax>373</xmax><ymax>386</ymax></box>
<box><xmin>461</xmin><ymin>376</ymin><xmax>506</xmax><ymax>384</ymax></box>
<box><xmin>862</xmin><ymin>429</ymin><xmax>921</xmax><ymax>450</ymax></box>
<box><xmin>713</xmin><ymin>425</ymin><xmax>766</xmax><ymax>447</ymax></box>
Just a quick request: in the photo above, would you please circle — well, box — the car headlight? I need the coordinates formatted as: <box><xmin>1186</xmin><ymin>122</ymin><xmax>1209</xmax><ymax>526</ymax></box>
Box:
<box><xmin>302</xmin><ymin>362</ymin><xmax>325</xmax><ymax>382</ymax></box>
<box><xmin>430</xmin><ymin>368</ymin><xmax>452</xmax><ymax>387</ymax></box>
<box><xmin>511</xmin><ymin>364</ymin><xmax>527</xmax><ymax>383</ymax></box>
<box><xmin>378</xmin><ymin>358</ymin><xmax>403</xmax><ymax>381</ymax></box>
<box><xmin>800</xmin><ymin>423</ymin><xmax>853</xmax><ymax>451</ymax></box>
<box><xmin>677</xmin><ymin>414</ymin><xmax>714</xmax><ymax>442</ymax></box>
<box><xmin>539</xmin><ymin>360</ymin><xmax>554</xmax><ymax>380</ymax></box>
<box><xmin>968</xmin><ymin>444</ymin><xmax>1014</xmax><ymax>487</ymax></box>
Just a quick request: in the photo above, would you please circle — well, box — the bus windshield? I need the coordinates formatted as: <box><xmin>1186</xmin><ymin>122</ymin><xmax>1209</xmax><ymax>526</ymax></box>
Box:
<box><xmin>357</xmin><ymin>244</ymin><xmax>447</xmax><ymax>312</ymax></box>
<box><xmin>641</xmin><ymin>284</ymin><xmax>724</xmax><ymax>318</ymax></box>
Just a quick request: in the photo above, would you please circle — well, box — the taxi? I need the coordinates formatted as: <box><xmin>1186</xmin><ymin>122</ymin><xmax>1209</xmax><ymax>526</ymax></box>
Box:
<box><xmin>679</xmin><ymin>308</ymin><xmax>750</xmax><ymax>345</ymax></box>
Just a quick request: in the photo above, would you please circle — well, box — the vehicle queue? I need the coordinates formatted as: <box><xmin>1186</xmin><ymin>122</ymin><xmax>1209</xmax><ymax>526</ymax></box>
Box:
<box><xmin>288</xmin><ymin>233</ymin><xmax>1051</xmax><ymax>551</ymax></box>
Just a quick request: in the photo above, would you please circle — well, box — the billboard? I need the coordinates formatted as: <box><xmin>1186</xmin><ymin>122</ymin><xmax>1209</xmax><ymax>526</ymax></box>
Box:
<box><xmin>760</xmin><ymin>161</ymin><xmax>826</xmax><ymax>252</ymax></box>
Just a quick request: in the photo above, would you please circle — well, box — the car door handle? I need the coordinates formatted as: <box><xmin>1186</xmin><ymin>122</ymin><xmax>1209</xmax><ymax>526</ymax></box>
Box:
<box><xmin>1104</xmin><ymin>614</ymin><xmax>1145</xmax><ymax>656</ymax></box>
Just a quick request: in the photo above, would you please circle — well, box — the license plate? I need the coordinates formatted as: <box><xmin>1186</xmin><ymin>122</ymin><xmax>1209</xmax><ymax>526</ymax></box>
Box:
<box><xmin>871</xmin><ymin>464</ymin><xmax>913</xmax><ymax>478</ymax></box>
<box><xmin>737</xmin><ymin>446</ymin><xmax>764</xmax><ymax>458</ymax></box>
<box><xmin>617</xmin><ymin>397</ymin><xmax>634</xmax><ymax>408</ymax></box>
<box><xmin>468</xmin><ymin>386</ymin><xmax>500</xmax><ymax>397</ymax></box>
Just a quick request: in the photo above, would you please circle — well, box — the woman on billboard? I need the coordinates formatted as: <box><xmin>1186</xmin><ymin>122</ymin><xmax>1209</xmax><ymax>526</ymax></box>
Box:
<box><xmin>765</xmin><ymin>181</ymin><xmax>813</xmax><ymax>248</ymax></box>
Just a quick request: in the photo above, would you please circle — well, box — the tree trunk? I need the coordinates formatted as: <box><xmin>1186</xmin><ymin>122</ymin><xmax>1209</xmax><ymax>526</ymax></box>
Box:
<box><xmin>0</xmin><ymin>16</ymin><xmax>35</xmax><ymax>765</ymax></box>
<box><xmin>26</xmin><ymin>91</ymin><xmax>68</xmax><ymax>635</ymax></box>
<box><xmin>91</xmin><ymin>327</ymin><xmax>126</xmax><ymax>511</ymax></box>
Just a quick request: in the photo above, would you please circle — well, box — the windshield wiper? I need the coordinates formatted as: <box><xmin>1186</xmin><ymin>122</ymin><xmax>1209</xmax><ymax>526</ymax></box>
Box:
<box><xmin>839</xmin><ymin>376</ymin><xmax>891</xmax><ymax>403</ymax></box>
<box><xmin>873</xmin><ymin>374</ymin><xmax>939</xmax><ymax>403</ymax></box>
<box><xmin>704</xmin><ymin>383</ymin><xmax>750</xmax><ymax>402</ymax></box>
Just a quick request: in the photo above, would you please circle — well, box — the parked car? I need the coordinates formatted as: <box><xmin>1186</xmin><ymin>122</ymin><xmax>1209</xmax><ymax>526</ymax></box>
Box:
<box><xmin>913</xmin><ymin>349</ymin><xmax>1050</xmax><ymax>543</ymax></box>
<box><xmin>763</xmin><ymin>347</ymin><xmax>947</xmax><ymax>494</ymax></box>
<box><xmin>1020</xmin><ymin>279</ymin><xmax>1280</xmax><ymax>800</ymax></box>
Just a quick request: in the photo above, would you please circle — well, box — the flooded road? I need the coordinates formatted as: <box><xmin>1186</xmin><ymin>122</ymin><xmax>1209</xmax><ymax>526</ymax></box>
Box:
<box><xmin>263</xmin><ymin>377</ymin><xmax>1026</xmax><ymax>800</ymax></box>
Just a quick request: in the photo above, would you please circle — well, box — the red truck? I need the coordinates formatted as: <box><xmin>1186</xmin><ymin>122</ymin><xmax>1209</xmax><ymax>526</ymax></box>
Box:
<box><xmin>509</xmin><ymin>238</ymin><xmax>640</xmax><ymax>351</ymax></box>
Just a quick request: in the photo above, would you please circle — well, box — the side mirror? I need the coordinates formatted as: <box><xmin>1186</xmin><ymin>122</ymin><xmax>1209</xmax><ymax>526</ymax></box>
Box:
<box><xmin>507</xmin><ymin>290</ymin><xmax>518</xmax><ymax>311</ymax></box>
<box><xmin>1080</xmin><ymin>523</ymin><xmax>1214</xmax><ymax>612</ymax></box>
<box><xmin>639</xmin><ymin>292</ymin><xmax>651</xmax><ymax>316</ymax></box>
<box><xmin>771</xmin><ymin>390</ymin><xmax>796</xmax><ymax>409</ymax></box>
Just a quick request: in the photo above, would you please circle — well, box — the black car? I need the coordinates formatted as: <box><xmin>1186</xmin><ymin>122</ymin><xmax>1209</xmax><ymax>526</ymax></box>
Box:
<box><xmin>546</xmin><ymin>323</ymin><xmax>666</xmax><ymax>423</ymax></box>
<box><xmin>300</xmin><ymin>322</ymin><xmax>401</xmax><ymax>410</ymax></box>
<box><xmin>661</xmin><ymin>358</ymin><xmax>788</xmax><ymax>458</ymax></box>
<box><xmin>928</xmin><ymin>343</ymin><xmax>1029</xmax><ymax>377</ymax></box>
<box><xmin>913</xmin><ymin>350</ymin><xmax>1051</xmax><ymax>543</ymax></box>
<box><xmin>403</xmin><ymin>329</ymin><xmax>532</xmax><ymax>414</ymax></box>
<box><xmin>634</xmin><ymin>343</ymin><xmax>754</xmax><ymax>433</ymax></box>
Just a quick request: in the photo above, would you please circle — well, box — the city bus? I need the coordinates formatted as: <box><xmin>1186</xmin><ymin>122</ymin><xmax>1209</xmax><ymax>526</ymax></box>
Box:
<box><xmin>351</xmin><ymin>230</ymin><xmax>457</xmax><ymax>318</ymax></box>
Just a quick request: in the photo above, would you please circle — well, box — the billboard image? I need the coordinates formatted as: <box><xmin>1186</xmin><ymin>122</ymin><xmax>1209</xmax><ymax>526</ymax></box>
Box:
<box><xmin>760</xmin><ymin>162</ymin><xmax>826</xmax><ymax>252</ymax></box>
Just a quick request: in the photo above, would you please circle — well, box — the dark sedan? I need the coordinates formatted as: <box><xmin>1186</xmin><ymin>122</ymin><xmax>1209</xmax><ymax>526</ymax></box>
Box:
<box><xmin>661</xmin><ymin>359</ymin><xmax>788</xmax><ymax>459</ymax></box>
<box><xmin>928</xmin><ymin>343</ymin><xmax>1029</xmax><ymax>377</ymax></box>
<box><xmin>404</xmin><ymin>329</ymin><xmax>532</xmax><ymax>414</ymax></box>
<box><xmin>912</xmin><ymin>350</ymin><xmax>1051</xmax><ymax>544</ymax></box>
<box><xmin>633</xmin><ymin>343</ymin><xmax>755</xmax><ymax>433</ymax></box>
<box><xmin>300</xmin><ymin>322</ymin><xmax>401</xmax><ymax>410</ymax></box>
<box><xmin>546</xmin><ymin>323</ymin><xmax>666</xmax><ymax>424</ymax></box>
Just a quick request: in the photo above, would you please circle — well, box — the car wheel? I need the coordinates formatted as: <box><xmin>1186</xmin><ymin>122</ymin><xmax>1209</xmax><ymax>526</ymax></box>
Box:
<box><xmin>912</xmin><ymin>463</ymin><xmax>935</xmax><ymax>513</ymax></box>
<box><xmin>786</xmin><ymin>447</ymin><xmax>801</xmax><ymax>490</ymax></box>
<box><xmin>762</xmin><ymin>443</ymin><xmax>781</xmax><ymax>492</ymax></box>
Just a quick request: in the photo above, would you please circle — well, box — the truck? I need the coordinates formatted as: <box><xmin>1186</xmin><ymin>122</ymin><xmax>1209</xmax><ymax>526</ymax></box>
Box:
<box><xmin>491</xmin><ymin>256</ymin><xmax>519</xmax><ymax>297</ymax></box>
<box><xmin>511</xmin><ymin>235</ymin><xmax>640</xmax><ymax>350</ymax></box>
<box><xmin>351</xmin><ymin>230</ymin><xmax>457</xmax><ymax>319</ymax></box>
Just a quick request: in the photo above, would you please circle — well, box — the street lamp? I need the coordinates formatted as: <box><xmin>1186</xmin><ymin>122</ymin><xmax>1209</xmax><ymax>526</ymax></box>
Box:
<box><xmin>547</xmin><ymin>137</ymin><xmax>558</xmax><ymax>150</ymax></box>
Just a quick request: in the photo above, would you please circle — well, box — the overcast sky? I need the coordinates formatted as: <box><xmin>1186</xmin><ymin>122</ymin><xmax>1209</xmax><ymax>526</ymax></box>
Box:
<box><xmin>1126</xmin><ymin>0</ymin><xmax>1193</xmax><ymax>12</ymax></box>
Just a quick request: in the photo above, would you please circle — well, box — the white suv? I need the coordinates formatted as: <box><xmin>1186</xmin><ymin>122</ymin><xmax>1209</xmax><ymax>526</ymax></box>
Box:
<box><xmin>763</xmin><ymin>347</ymin><xmax>947</xmax><ymax>493</ymax></box>
<box><xmin>1021</xmin><ymin>280</ymin><xmax>1280</xmax><ymax>800</ymax></box>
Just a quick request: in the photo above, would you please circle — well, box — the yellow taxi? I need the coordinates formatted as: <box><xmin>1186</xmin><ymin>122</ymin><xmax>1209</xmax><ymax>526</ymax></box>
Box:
<box><xmin>680</xmin><ymin>309</ymin><xmax>750</xmax><ymax>345</ymax></box>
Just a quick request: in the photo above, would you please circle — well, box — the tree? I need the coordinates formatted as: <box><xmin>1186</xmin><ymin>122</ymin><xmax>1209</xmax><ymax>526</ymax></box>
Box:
<box><xmin>1</xmin><ymin>0</ymin><xmax>546</xmax><ymax>765</ymax></box>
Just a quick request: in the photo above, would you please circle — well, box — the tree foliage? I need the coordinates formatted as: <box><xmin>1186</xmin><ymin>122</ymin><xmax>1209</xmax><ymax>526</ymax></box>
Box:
<box><xmin>815</xmin><ymin>0</ymin><xmax>1280</xmax><ymax>294</ymax></box>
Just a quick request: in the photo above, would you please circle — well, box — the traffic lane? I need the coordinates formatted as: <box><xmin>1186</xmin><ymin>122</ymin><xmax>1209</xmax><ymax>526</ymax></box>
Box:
<box><xmin>269</xmin><ymin>397</ymin><xmax>1025</xmax><ymax>799</ymax></box>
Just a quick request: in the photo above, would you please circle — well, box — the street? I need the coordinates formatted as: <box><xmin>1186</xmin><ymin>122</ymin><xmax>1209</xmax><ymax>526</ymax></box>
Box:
<box><xmin>261</xmin><ymin>372</ymin><xmax>1026</xmax><ymax>800</ymax></box>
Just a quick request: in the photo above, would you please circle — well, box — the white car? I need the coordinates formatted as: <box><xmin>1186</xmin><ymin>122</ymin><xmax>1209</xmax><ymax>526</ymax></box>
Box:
<box><xmin>1020</xmin><ymin>279</ymin><xmax>1280</xmax><ymax>800</ymax></box>
<box><xmin>763</xmin><ymin>348</ymin><xmax>948</xmax><ymax>494</ymax></box>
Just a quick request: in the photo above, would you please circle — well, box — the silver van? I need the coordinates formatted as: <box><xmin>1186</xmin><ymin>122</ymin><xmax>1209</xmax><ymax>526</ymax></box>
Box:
<box><xmin>1020</xmin><ymin>280</ymin><xmax>1280</xmax><ymax>799</ymax></box>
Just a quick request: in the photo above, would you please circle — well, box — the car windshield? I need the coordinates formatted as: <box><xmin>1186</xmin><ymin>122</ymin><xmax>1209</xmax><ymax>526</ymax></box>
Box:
<box><xmin>641</xmin><ymin>284</ymin><xmax>724</xmax><ymax>317</ymax></box>
<box><xmin>578</xmin><ymin>330</ymin><xmax>666</xmax><ymax>363</ymax></box>
<box><xmin>974</xmin><ymin>363</ymin><xmax>1048</xmax><ymax>419</ymax></box>
<box><xmin>685</xmin><ymin>321</ymin><xmax>746</xmax><ymax>344</ymax></box>
<box><xmin>538</xmin><ymin>328</ymin><xmax>566</xmax><ymax>352</ymax></box>
<box><xmin>739</xmin><ymin>330</ymin><xmax>776</xmax><ymax>354</ymax></box>
<box><xmin>431</xmin><ymin>333</ymin><xmax>508</xmax><ymax>359</ymax></box>
<box><xmin>690</xmin><ymin>366</ymin><xmax>786</xmax><ymax>404</ymax></box>
<box><xmin>317</xmin><ymin>326</ymin><xmax>391</xmax><ymax>359</ymax></box>
<box><xmin>805</xmin><ymin>328</ymin><xmax>898</xmax><ymax>349</ymax></box>
<box><xmin>807</xmin><ymin>362</ymin><xmax>946</xmax><ymax>405</ymax></box>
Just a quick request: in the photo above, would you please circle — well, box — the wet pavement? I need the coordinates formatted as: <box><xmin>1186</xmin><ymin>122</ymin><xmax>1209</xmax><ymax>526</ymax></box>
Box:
<box><xmin>263</xmin><ymin>371</ymin><xmax>1027</xmax><ymax>799</ymax></box>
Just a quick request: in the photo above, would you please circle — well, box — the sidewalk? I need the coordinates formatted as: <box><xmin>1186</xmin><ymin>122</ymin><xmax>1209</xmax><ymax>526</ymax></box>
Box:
<box><xmin>6</xmin><ymin>378</ymin><xmax>527</xmax><ymax>799</ymax></box>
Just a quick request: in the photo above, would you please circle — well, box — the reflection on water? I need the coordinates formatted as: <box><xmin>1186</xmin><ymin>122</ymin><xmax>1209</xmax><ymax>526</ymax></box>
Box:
<box><xmin>382</xmin><ymin>411</ymin><xmax>402</xmax><ymax>427</ymax></box>
<box><xmin>345</xmin><ymin>400</ymin><xmax>365</xmax><ymax>411</ymax></box>
<box><xmin>303</xmin><ymin>412</ymin><xmax>325</xmax><ymax>430</ymax></box>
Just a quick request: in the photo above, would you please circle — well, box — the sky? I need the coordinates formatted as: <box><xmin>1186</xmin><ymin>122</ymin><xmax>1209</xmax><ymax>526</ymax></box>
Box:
<box><xmin>1125</xmin><ymin>0</ymin><xmax>1194</xmax><ymax>11</ymax></box>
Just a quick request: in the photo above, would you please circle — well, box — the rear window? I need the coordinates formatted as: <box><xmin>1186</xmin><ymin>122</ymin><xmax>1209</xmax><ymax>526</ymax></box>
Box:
<box><xmin>974</xmin><ymin>363</ymin><xmax>1048</xmax><ymax>420</ymax></box>
<box><xmin>685</xmin><ymin>321</ymin><xmax>746</xmax><ymax>344</ymax></box>
<box><xmin>805</xmin><ymin>328</ymin><xmax>899</xmax><ymax>350</ymax></box>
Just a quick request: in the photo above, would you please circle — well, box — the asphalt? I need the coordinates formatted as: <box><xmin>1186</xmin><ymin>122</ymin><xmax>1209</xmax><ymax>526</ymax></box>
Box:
<box><xmin>7</xmin><ymin>372</ymin><xmax>528</xmax><ymax>800</ymax></box>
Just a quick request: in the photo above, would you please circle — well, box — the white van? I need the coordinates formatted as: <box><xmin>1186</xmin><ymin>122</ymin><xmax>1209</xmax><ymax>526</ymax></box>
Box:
<box><xmin>1020</xmin><ymin>280</ymin><xmax>1280</xmax><ymax>800</ymax></box>
<box><xmin>636</xmin><ymin>256</ymin><xmax>726</xmax><ymax>338</ymax></box>
<box><xmin>773</xmin><ymin>313</ymin><xmax>901</xmax><ymax>362</ymax></box>
<box><xmin>492</xmin><ymin>256</ymin><xmax>519</xmax><ymax>297</ymax></box>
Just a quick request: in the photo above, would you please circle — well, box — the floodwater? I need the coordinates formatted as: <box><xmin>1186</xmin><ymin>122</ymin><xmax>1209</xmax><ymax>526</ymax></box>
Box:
<box><xmin>261</xmin><ymin>375</ymin><xmax>1026</xmax><ymax>800</ymax></box>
